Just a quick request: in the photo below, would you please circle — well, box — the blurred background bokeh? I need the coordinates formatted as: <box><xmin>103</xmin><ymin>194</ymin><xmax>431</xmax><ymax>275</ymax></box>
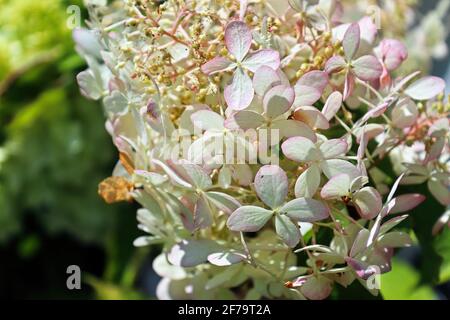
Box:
<box><xmin>0</xmin><ymin>0</ymin><xmax>449</xmax><ymax>300</ymax></box>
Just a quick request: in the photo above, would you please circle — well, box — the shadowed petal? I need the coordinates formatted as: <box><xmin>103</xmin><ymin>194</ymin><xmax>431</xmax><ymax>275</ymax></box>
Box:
<box><xmin>352</xmin><ymin>55</ymin><xmax>383</xmax><ymax>81</ymax></box>
<box><xmin>325</xmin><ymin>55</ymin><xmax>346</xmax><ymax>74</ymax></box>
<box><xmin>281</xmin><ymin>137</ymin><xmax>321</xmax><ymax>162</ymax></box>
<box><xmin>227</xmin><ymin>206</ymin><xmax>273</xmax><ymax>232</ymax></box>
<box><xmin>343</xmin><ymin>23</ymin><xmax>360</xmax><ymax>60</ymax></box>
<box><xmin>293</xmin><ymin>106</ymin><xmax>330</xmax><ymax>129</ymax></box>
<box><xmin>275</xmin><ymin>214</ymin><xmax>301</xmax><ymax>248</ymax></box>
<box><xmin>321</xmin><ymin>174</ymin><xmax>351</xmax><ymax>199</ymax></box>
<box><xmin>254</xmin><ymin>165</ymin><xmax>289</xmax><ymax>209</ymax></box>
<box><xmin>281</xmin><ymin>198</ymin><xmax>330</xmax><ymax>222</ymax></box>
<box><xmin>353</xmin><ymin>187</ymin><xmax>382</xmax><ymax>220</ymax></box>
<box><xmin>263</xmin><ymin>85</ymin><xmax>295</xmax><ymax>119</ymax></box>
<box><xmin>253</xmin><ymin>66</ymin><xmax>281</xmax><ymax>96</ymax></box>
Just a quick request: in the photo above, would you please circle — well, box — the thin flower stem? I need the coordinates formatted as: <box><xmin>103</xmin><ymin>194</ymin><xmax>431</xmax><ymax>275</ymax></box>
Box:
<box><xmin>320</xmin><ymin>266</ymin><xmax>350</xmax><ymax>274</ymax></box>
<box><xmin>335</xmin><ymin>115</ymin><xmax>353</xmax><ymax>133</ymax></box>
<box><xmin>104</xmin><ymin>19</ymin><xmax>128</xmax><ymax>32</ymax></box>
<box><xmin>356</xmin><ymin>78</ymin><xmax>383</xmax><ymax>102</ymax></box>
<box><xmin>240</xmin><ymin>232</ymin><xmax>257</xmax><ymax>267</ymax></box>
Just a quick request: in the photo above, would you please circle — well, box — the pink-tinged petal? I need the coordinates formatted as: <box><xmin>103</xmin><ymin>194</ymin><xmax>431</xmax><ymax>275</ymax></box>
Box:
<box><xmin>388</xmin><ymin>194</ymin><xmax>425</xmax><ymax>214</ymax></box>
<box><xmin>345</xmin><ymin>257</ymin><xmax>380</xmax><ymax>280</ymax></box>
<box><xmin>194</xmin><ymin>195</ymin><xmax>214</xmax><ymax>228</ymax></box>
<box><xmin>367</xmin><ymin>246</ymin><xmax>393</xmax><ymax>275</ymax></box>
<box><xmin>263</xmin><ymin>85</ymin><xmax>295</xmax><ymax>119</ymax></box>
<box><xmin>281</xmin><ymin>137</ymin><xmax>321</xmax><ymax>162</ymax></box>
<box><xmin>352</xmin><ymin>55</ymin><xmax>383</xmax><ymax>81</ymax></box>
<box><xmin>322</xmin><ymin>91</ymin><xmax>343</xmax><ymax>121</ymax></box>
<box><xmin>227</xmin><ymin>206</ymin><xmax>273</xmax><ymax>232</ymax></box>
<box><xmin>354</xmin><ymin>124</ymin><xmax>385</xmax><ymax>143</ymax></box>
<box><xmin>243</xmin><ymin>49</ymin><xmax>280</xmax><ymax>73</ymax></box>
<box><xmin>206</xmin><ymin>191</ymin><xmax>241</xmax><ymax>215</ymax></box>
<box><xmin>428</xmin><ymin>177</ymin><xmax>450</xmax><ymax>206</ymax></box>
<box><xmin>379</xmin><ymin>214</ymin><xmax>409</xmax><ymax>235</ymax></box>
<box><xmin>293</xmin><ymin>106</ymin><xmax>330</xmax><ymax>130</ymax></box>
<box><xmin>424</xmin><ymin>136</ymin><xmax>446</xmax><ymax>163</ymax></box>
<box><xmin>358</xmin><ymin>16</ymin><xmax>378</xmax><ymax>45</ymax></box>
<box><xmin>386</xmin><ymin>173</ymin><xmax>406</xmax><ymax>204</ymax></box>
<box><xmin>428</xmin><ymin>118</ymin><xmax>450</xmax><ymax>137</ymax></box>
<box><xmin>299</xmin><ymin>276</ymin><xmax>333</xmax><ymax>300</ymax></box>
<box><xmin>254</xmin><ymin>165</ymin><xmax>288</xmax><ymax>209</ymax></box>
<box><xmin>293</xmin><ymin>85</ymin><xmax>322</xmax><ymax>107</ymax></box>
<box><xmin>324</xmin><ymin>55</ymin><xmax>346</xmax><ymax>74</ymax></box>
<box><xmin>319</xmin><ymin>139</ymin><xmax>348</xmax><ymax>159</ymax></box>
<box><xmin>353</xmin><ymin>187</ymin><xmax>382</xmax><ymax>220</ymax></box>
<box><xmin>404</xmin><ymin>76</ymin><xmax>446</xmax><ymax>101</ymax></box>
<box><xmin>225</xmin><ymin>21</ymin><xmax>252</xmax><ymax>61</ymax></box>
<box><xmin>201</xmin><ymin>56</ymin><xmax>234</xmax><ymax>75</ymax></box>
<box><xmin>231</xmin><ymin>164</ymin><xmax>254</xmax><ymax>186</ymax></box>
<box><xmin>281</xmin><ymin>198</ymin><xmax>330</xmax><ymax>222</ymax></box>
<box><xmin>275</xmin><ymin>214</ymin><xmax>301</xmax><ymax>248</ymax></box>
<box><xmin>191</xmin><ymin>110</ymin><xmax>225</xmax><ymax>131</ymax></box>
<box><xmin>391</xmin><ymin>97</ymin><xmax>418</xmax><ymax>129</ymax></box>
<box><xmin>343</xmin><ymin>23</ymin><xmax>360</xmax><ymax>60</ymax></box>
<box><xmin>392</xmin><ymin>70</ymin><xmax>421</xmax><ymax>92</ymax></box>
<box><xmin>239</xmin><ymin>0</ymin><xmax>248</xmax><ymax>20</ymax></box>
<box><xmin>253</xmin><ymin>66</ymin><xmax>281</xmax><ymax>96</ymax></box>
<box><xmin>296</xmin><ymin>70</ymin><xmax>329</xmax><ymax>93</ymax></box>
<box><xmin>320</xmin><ymin>174</ymin><xmax>351</xmax><ymax>199</ymax></box>
<box><xmin>176</xmin><ymin>162</ymin><xmax>213</xmax><ymax>189</ymax></box>
<box><xmin>272</xmin><ymin>119</ymin><xmax>317</xmax><ymax>142</ymax></box>
<box><xmin>432</xmin><ymin>210</ymin><xmax>450</xmax><ymax>236</ymax></box>
<box><xmin>350</xmin><ymin>229</ymin><xmax>370</xmax><ymax>258</ymax></box>
<box><xmin>343</xmin><ymin>73</ymin><xmax>355</xmax><ymax>100</ymax></box>
<box><xmin>295</xmin><ymin>164</ymin><xmax>321</xmax><ymax>198</ymax></box>
<box><xmin>379</xmin><ymin>39</ymin><xmax>408</xmax><ymax>71</ymax></box>
<box><xmin>224</xmin><ymin>68</ymin><xmax>254</xmax><ymax>110</ymax></box>
<box><xmin>379</xmin><ymin>65</ymin><xmax>392</xmax><ymax>88</ymax></box>
<box><xmin>377</xmin><ymin>232</ymin><xmax>412</xmax><ymax>248</ymax></box>
<box><xmin>179</xmin><ymin>196</ymin><xmax>197</xmax><ymax>232</ymax></box>
<box><xmin>226</xmin><ymin>110</ymin><xmax>265</xmax><ymax>129</ymax></box>
<box><xmin>152</xmin><ymin>159</ymin><xmax>193</xmax><ymax>188</ymax></box>
<box><xmin>360</xmin><ymin>101</ymin><xmax>389</xmax><ymax>123</ymax></box>
<box><xmin>320</xmin><ymin>159</ymin><xmax>360</xmax><ymax>179</ymax></box>
<box><xmin>356</xmin><ymin>128</ymin><xmax>367</xmax><ymax>175</ymax></box>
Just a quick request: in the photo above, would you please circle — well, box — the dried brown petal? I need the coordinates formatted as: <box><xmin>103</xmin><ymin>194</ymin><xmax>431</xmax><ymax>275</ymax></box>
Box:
<box><xmin>98</xmin><ymin>176</ymin><xmax>134</xmax><ymax>204</ymax></box>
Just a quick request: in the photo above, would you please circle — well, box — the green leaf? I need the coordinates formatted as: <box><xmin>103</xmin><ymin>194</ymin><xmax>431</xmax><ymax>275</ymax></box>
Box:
<box><xmin>381</xmin><ymin>258</ymin><xmax>437</xmax><ymax>300</ymax></box>
<box><xmin>434</xmin><ymin>228</ymin><xmax>450</xmax><ymax>284</ymax></box>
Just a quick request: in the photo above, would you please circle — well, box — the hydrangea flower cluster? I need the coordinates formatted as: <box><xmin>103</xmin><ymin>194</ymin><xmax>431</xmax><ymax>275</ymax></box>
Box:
<box><xmin>75</xmin><ymin>0</ymin><xmax>450</xmax><ymax>300</ymax></box>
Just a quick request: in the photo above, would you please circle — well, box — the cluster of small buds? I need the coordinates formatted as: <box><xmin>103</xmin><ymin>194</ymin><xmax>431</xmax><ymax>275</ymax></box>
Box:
<box><xmin>75</xmin><ymin>0</ymin><xmax>449</xmax><ymax>300</ymax></box>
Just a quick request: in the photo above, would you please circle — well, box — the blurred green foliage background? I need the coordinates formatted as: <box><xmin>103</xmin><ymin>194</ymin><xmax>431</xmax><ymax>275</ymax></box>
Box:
<box><xmin>0</xmin><ymin>0</ymin><xmax>145</xmax><ymax>299</ymax></box>
<box><xmin>0</xmin><ymin>0</ymin><xmax>448</xmax><ymax>300</ymax></box>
